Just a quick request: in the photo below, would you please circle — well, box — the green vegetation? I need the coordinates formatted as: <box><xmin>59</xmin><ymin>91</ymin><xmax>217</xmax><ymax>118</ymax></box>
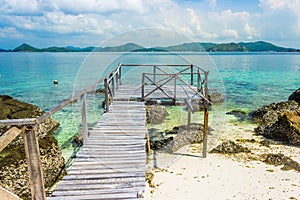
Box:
<box><xmin>1</xmin><ymin>41</ymin><xmax>299</xmax><ymax>52</ymax></box>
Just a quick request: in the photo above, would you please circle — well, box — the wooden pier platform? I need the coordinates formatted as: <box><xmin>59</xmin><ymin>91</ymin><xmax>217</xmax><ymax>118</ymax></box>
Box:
<box><xmin>48</xmin><ymin>100</ymin><xmax>147</xmax><ymax>200</ymax></box>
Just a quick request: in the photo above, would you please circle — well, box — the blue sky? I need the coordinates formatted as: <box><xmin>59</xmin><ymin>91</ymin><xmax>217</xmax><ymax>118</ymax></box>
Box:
<box><xmin>1</xmin><ymin>0</ymin><xmax>300</xmax><ymax>49</ymax></box>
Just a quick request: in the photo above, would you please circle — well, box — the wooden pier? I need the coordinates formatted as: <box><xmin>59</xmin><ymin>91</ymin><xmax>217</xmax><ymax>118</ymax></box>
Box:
<box><xmin>0</xmin><ymin>64</ymin><xmax>210</xmax><ymax>200</ymax></box>
<box><xmin>48</xmin><ymin>100</ymin><xmax>147</xmax><ymax>199</ymax></box>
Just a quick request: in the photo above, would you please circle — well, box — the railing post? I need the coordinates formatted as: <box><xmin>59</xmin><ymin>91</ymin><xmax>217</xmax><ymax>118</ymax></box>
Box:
<box><xmin>116</xmin><ymin>70</ymin><xmax>119</xmax><ymax>89</ymax></box>
<box><xmin>202</xmin><ymin>71</ymin><xmax>209</xmax><ymax>158</ymax></box>
<box><xmin>153</xmin><ymin>66</ymin><xmax>156</xmax><ymax>85</ymax></box>
<box><xmin>81</xmin><ymin>93</ymin><xmax>88</xmax><ymax>145</ymax></box>
<box><xmin>173</xmin><ymin>75</ymin><xmax>176</xmax><ymax>105</ymax></box>
<box><xmin>111</xmin><ymin>74</ymin><xmax>115</xmax><ymax>97</ymax></box>
<box><xmin>188</xmin><ymin>109</ymin><xmax>191</xmax><ymax>132</ymax></box>
<box><xmin>104</xmin><ymin>78</ymin><xmax>109</xmax><ymax>112</ymax></box>
<box><xmin>142</xmin><ymin>73</ymin><xmax>145</xmax><ymax>100</ymax></box>
<box><xmin>119</xmin><ymin>66</ymin><xmax>122</xmax><ymax>85</ymax></box>
<box><xmin>197</xmin><ymin>68</ymin><xmax>201</xmax><ymax>92</ymax></box>
<box><xmin>22</xmin><ymin>127</ymin><xmax>46</xmax><ymax>200</ymax></box>
<box><xmin>190</xmin><ymin>64</ymin><xmax>194</xmax><ymax>85</ymax></box>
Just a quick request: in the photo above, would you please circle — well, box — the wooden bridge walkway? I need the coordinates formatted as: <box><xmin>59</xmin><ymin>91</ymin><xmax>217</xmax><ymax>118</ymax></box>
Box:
<box><xmin>0</xmin><ymin>64</ymin><xmax>210</xmax><ymax>200</ymax></box>
<box><xmin>48</xmin><ymin>98</ymin><xmax>147</xmax><ymax>199</ymax></box>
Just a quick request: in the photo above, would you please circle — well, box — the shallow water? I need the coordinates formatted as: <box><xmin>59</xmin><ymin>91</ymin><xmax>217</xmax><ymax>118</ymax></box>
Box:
<box><xmin>1</xmin><ymin>52</ymin><xmax>299</xmax><ymax>159</ymax></box>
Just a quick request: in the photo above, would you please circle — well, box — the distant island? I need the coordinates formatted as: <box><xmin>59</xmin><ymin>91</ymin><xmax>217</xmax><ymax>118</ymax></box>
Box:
<box><xmin>1</xmin><ymin>41</ymin><xmax>299</xmax><ymax>52</ymax></box>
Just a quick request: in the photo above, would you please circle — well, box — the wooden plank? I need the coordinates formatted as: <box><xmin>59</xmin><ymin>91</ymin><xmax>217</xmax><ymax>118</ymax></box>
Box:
<box><xmin>57</xmin><ymin>177</ymin><xmax>145</xmax><ymax>185</ymax></box>
<box><xmin>0</xmin><ymin>118</ymin><xmax>36</xmax><ymax>126</ymax></box>
<box><xmin>54</xmin><ymin>182</ymin><xmax>144</xmax><ymax>191</ymax></box>
<box><xmin>48</xmin><ymin>192</ymin><xmax>140</xmax><ymax>200</ymax></box>
<box><xmin>0</xmin><ymin>187</ymin><xmax>21</xmax><ymax>200</ymax></box>
<box><xmin>22</xmin><ymin>128</ymin><xmax>46</xmax><ymax>200</ymax></box>
<box><xmin>0</xmin><ymin>127</ymin><xmax>22</xmax><ymax>152</ymax></box>
<box><xmin>51</xmin><ymin>187</ymin><xmax>143</xmax><ymax>196</ymax></box>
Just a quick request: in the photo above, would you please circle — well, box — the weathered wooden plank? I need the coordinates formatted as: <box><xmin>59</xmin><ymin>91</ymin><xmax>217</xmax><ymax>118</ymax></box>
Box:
<box><xmin>51</xmin><ymin>187</ymin><xmax>144</xmax><ymax>196</ymax></box>
<box><xmin>0</xmin><ymin>187</ymin><xmax>21</xmax><ymax>200</ymax></box>
<box><xmin>67</xmin><ymin>167</ymin><xmax>145</xmax><ymax>175</ymax></box>
<box><xmin>48</xmin><ymin>192</ymin><xmax>141</xmax><ymax>200</ymax></box>
<box><xmin>0</xmin><ymin>127</ymin><xmax>22</xmax><ymax>152</ymax></box>
<box><xmin>54</xmin><ymin>182</ymin><xmax>144</xmax><ymax>191</ymax></box>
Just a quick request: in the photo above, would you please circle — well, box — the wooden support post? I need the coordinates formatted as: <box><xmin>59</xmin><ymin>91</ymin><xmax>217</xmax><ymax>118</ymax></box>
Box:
<box><xmin>116</xmin><ymin>70</ymin><xmax>119</xmax><ymax>89</ymax></box>
<box><xmin>142</xmin><ymin>73</ymin><xmax>145</xmax><ymax>100</ymax></box>
<box><xmin>173</xmin><ymin>75</ymin><xmax>176</xmax><ymax>105</ymax></box>
<box><xmin>22</xmin><ymin>127</ymin><xmax>46</xmax><ymax>200</ymax></box>
<box><xmin>190</xmin><ymin>65</ymin><xmax>194</xmax><ymax>85</ymax></box>
<box><xmin>153</xmin><ymin>66</ymin><xmax>156</xmax><ymax>84</ymax></box>
<box><xmin>202</xmin><ymin>71</ymin><xmax>209</xmax><ymax>158</ymax></box>
<box><xmin>203</xmin><ymin>107</ymin><xmax>209</xmax><ymax>158</ymax></box>
<box><xmin>112</xmin><ymin>75</ymin><xmax>115</xmax><ymax>97</ymax></box>
<box><xmin>187</xmin><ymin>110</ymin><xmax>191</xmax><ymax>132</ymax></box>
<box><xmin>104</xmin><ymin>78</ymin><xmax>109</xmax><ymax>112</ymax></box>
<box><xmin>146</xmin><ymin>132</ymin><xmax>151</xmax><ymax>154</ymax></box>
<box><xmin>81</xmin><ymin>93</ymin><xmax>88</xmax><ymax>145</ymax></box>
<box><xmin>119</xmin><ymin>66</ymin><xmax>122</xmax><ymax>85</ymax></box>
<box><xmin>197</xmin><ymin>69</ymin><xmax>200</xmax><ymax>92</ymax></box>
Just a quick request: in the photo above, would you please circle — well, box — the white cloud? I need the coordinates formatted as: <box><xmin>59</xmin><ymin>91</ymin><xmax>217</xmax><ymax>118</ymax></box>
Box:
<box><xmin>245</xmin><ymin>23</ymin><xmax>260</xmax><ymax>39</ymax></box>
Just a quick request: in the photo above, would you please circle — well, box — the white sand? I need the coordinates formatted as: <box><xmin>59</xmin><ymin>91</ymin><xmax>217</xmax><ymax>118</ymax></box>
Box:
<box><xmin>144</xmin><ymin>118</ymin><xmax>300</xmax><ymax>200</ymax></box>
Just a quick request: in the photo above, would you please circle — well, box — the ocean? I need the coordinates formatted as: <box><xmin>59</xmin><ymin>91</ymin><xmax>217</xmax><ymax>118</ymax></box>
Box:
<box><xmin>1</xmin><ymin>52</ymin><xmax>299</xmax><ymax>159</ymax></box>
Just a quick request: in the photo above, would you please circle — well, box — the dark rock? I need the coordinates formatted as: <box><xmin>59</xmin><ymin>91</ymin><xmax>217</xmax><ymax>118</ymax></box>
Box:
<box><xmin>146</xmin><ymin>105</ymin><xmax>167</xmax><ymax>124</ymax></box>
<box><xmin>252</xmin><ymin>100</ymin><xmax>300</xmax><ymax>125</ymax></box>
<box><xmin>263</xmin><ymin>153</ymin><xmax>300</xmax><ymax>172</ymax></box>
<box><xmin>208</xmin><ymin>92</ymin><xmax>225</xmax><ymax>103</ymax></box>
<box><xmin>0</xmin><ymin>95</ymin><xmax>65</xmax><ymax>199</ymax></box>
<box><xmin>259</xmin><ymin>111</ymin><xmax>300</xmax><ymax>145</ymax></box>
<box><xmin>150</xmin><ymin>137</ymin><xmax>174</xmax><ymax>150</ymax></box>
<box><xmin>288</xmin><ymin>88</ymin><xmax>300</xmax><ymax>104</ymax></box>
<box><xmin>226</xmin><ymin>110</ymin><xmax>248</xmax><ymax>121</ymax></box>
<box><xmin>210</xmin><ymin>140</ymin><xmax>251</xmax><ymax>154</ymax></box>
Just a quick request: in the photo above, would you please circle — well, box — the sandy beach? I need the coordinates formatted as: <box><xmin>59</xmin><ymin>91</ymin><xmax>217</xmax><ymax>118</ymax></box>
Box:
<box><xmin>144</xmin><ymin>117</ymin><xmax>300</xmax><ymax>200</ymax></box>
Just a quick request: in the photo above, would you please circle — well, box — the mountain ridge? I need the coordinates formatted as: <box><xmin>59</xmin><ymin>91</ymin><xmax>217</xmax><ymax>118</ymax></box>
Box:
<box><xmin>1</xmin><ymin>41</ymin><xmax>299</xmax><ymax>52</ymax></box>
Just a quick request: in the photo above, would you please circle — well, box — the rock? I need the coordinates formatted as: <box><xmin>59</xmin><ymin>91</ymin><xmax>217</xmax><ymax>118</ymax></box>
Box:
<box><xmin>252</xmin><ymin>100</ymin><xmax>300</xmax><ymax>125</ymax></box>
<box><xmin>0</xmin><ymin>95</ymin><xmax>65</xmax><ymax>199</ymax></box>
<box><xmin>210</xmin><ymin>140</ymin><xmax>251</xmax><ymax>154</ymax></box>
<box><xmin>226</xmin><ymin>110</ymin><xmax>248</xmax><ymax>121</ymax></box>
<box><xmin>208</xmin><ymin>92</ymin><xmax>225</xmax><ymax>103</ymax></box>
<box><xmin>259</xmin><ymin>111</ymin><xmax>300</xmax><ymax>145</ymax></box>
<box><xmin>263</xmin><ymin>153</ymin><xmax>300</xmax><ymax>172</ymax></box>
<box><xmin>146</xmin><ymin>105</ymin><xmax>167</xmax><ymax>124</ymax></box>
<box><xmin>288</xmin><ymin>88</ymin><xmax>300</xmax><ymax>104</ymax></box>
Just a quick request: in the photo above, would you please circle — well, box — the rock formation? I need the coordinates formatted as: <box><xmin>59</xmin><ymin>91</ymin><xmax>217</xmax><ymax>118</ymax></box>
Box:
<box><xmin>0</xmin><ymin>95</ymin><xmax>65</xmax><ymax>199</ymax></box>
<box><xmin>252</xmin><ymin>88</ymin><xmax>300</xmax><ymax>146</ymax></box>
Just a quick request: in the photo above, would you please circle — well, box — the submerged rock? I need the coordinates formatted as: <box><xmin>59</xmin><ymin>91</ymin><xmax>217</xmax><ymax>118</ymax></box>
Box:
<box><xmin>210</xmin><ymin>140</ymin><xmax>251</xmax><ymax>154</ymax></box>
<box><xmin>146</xmin><ymin>105</ymin><xmax>167</xmax><ymax>124</ymax></box>
<box><xmin>226</xmin><ymin>110</ymin><xmax>248</xmax><ymax>121</ymax></box>
<box><xmin>0</xmin><ymin>95</ymin><xmax>65</xmax><ymax>199</ymax></box>
<box><xmin>208</xmin><ymin>92</ymin><xmax>225</xmax><ymax>103</ymax></box>
<box><xmin>288</xmin><ymin>87</ymin><xmax>300</xmax><ymax>104</ymax></box>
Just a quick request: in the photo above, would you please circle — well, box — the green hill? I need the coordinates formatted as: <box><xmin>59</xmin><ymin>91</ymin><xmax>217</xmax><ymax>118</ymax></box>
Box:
<box><xmin>13</xmin><ymin>43</ymin><xmax>40</xmax><ymax>52</ymax></box>
<box><xmin>5</xmin><ymin>41</ymin><xmax>300</xmax><ymax>53</ymax></box>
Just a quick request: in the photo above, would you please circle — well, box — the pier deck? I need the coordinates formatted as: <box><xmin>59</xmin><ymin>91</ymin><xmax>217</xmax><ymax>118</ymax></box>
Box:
<box><xmin>48</xmin><ymin>100</ymin><xmax>147</xmax><ymax>199</ymax></box>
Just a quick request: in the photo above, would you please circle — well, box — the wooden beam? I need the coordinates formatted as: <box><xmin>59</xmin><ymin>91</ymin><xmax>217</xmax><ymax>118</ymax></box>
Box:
<box><xmin>81</xmin><ymin>94</ymin><xmax>88</xmax><ymax>145</ymax></box>
<box><xmin>0</xmin><ymin>118</ymin><xmax>36</xmax><ymax>126</ymax></box>
<box><xmin>202</xmin><ymin>107</ymin><xmax>209</xmax><ymax>158</ymax></box>
<box><xmin>0</xmin><ymin>127</ymin><xmax>22</xmax><ymax>152</ymax></box>
<box><xmin>0</xmin><ymin>187</ymin><xmax>21</xmax><ymax>200</ymax></box>
<box><xmin>22</xmin><ymin>127</ymin><xmax>46</xmax><ymax>200</ymax></box>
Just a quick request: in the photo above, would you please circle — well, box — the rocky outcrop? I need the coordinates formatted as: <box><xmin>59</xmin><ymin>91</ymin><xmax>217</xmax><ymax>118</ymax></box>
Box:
<box><xmin>288</xmin><ymin>87</ymin><xmax>300</xmax><ymax>104</ymax></box>
<box><xmin>0</xmin><ymin>95</ymin><xmax>65</xmax><ymax>199</ymax></box>
<box><xmin>149</xmin><ymin>123</ymin><xmax>207</xmax><ymax>152</ymax></box>
<box><xmin>252</xmin><ymin>88</ymin><xmax>300</xmax><ymax>146</ymax></box>
<box><xmin>210</xmin><ymin>140</ymin><xmax>251</xmax><ymax>154</ymax></box>
<box><xmin>146</xmin><ymin>105</ymin><xmax>167</xmax><ymax>124</ymax></box>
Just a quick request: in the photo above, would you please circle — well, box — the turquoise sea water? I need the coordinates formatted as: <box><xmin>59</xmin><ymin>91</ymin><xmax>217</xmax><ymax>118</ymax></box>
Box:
<box><xmin>1</xmin><ymin>52</ymin><xmax>299</xmax><ymax>158</ymax></box>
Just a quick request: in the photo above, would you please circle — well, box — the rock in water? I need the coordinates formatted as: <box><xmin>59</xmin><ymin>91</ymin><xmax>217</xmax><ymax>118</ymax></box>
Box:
<box><xmin>0</xmin><ymin>95</ymin><xmax>65</xmax><ymax>199</ymax></box>
<box><xmin>146</xmin><ymin>105</ymin><xmax>167</xmax><ymax>124</ymax></box>
<box><xmin>288</xmin><ymin>88</ymin><xmax>300</xmax><ymax>104</ymax></box>
<box><xmin>209</xmin><ymin>92</ymin><xmax>225</xmax><ymax>103</ymax></box>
